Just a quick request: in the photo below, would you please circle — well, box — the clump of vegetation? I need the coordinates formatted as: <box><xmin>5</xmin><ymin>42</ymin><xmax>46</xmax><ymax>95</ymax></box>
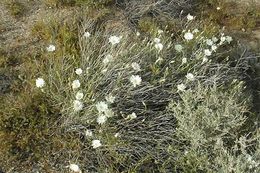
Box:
<box><xmin>75</xmin><ymin>0</ymin><xmax>113</xmax><ymax>8</ymax></box>
<box><xmin>168</xmin><ymin>82</ymin><xmax>259</xmax><ymax>172</ymax></box>
<box><xmin>1</xmin><ymin>0</ymin><xmax>260</xmax><ymax>172</ymax></box>
<box><xmin>199</xmin><ymin>0</ymin><xmax>260</xmax><ymax>31</ymax></box>
<box><xmin>44</xmin><ymin>0</ymin><xmax>76</xmax><ymax>7</ymax></box>
<box><xmin>5</xmin><ymin>0</ymin><xmax>25</xmax><ymax>17</ymax></box>
<box><xmin>29</xmin><ymin>14</ymin><xmax>259</xmax><ymax>172</ymax></box>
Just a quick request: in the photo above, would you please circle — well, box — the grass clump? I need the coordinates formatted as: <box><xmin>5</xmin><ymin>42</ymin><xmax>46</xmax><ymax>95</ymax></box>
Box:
<box><xmin>31</xmin><ymin>15</ymin><xmax>260</xmax><ymax>172</ymax></box>
<box><xmin>5</xmin><ymin>0</ymin><xmax>25</xmax><ymax>17</ymax></box>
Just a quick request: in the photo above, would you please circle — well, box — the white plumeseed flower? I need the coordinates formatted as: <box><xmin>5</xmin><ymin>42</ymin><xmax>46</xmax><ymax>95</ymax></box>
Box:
<box><xmin>182</xmin><ymin>58</ymin><xmax>187</xmax><ymax>64</ymax></box>
<box><xmin>204</xmin><ymin>49</ymin><xmax>212</xmax><ymax>56</ymax></box>
<box><xmin>184</xmin><ymin>32</ymin><xmax>194</xmax><ymax>40</ymax></box>
<box><xmin>69</xmin><ymin>164</ymin><xmax>81</xmax><ymax>172</ymax></box>
<box><xmin>109</xmin><ymin>35</ymin><xmax>121</xmax><ymax>45</ymax></box>
<box><xmin>46</xmin><ymin>44</ymin><xmax>56</xmax><ymax>52</ymax></box>
<box><xmin>75</xmin><ymin>68</ymin><xmax>83</xmax><ymax>75</ymax></box>
<box><xmin>202</xmin><ymin>57</ymin><xmax>208</xmax><ymax>64</ymax></box>
<box><xmin>83</xmin><ymin>31</ymin><xmax>91</xmax><ymax>38</ymax></box>
<box><xmin>187</xmin><ymin>13</ymin><xmax>194</xmax><ymax>21</ymax></box>
<box><xmin>130</xmin><ymin>75</ymin><xmax>142</xmax><ymax>87</ymax></box>
<box><xmin>36</xmin><ymin>78</ymin><xmax>45</xmax><ymax>88</ymax></box>
<box><xmin>97</xmin><ymin>115</ymin><xmax>107</xmax><ymax>125</ymax></box>
<box><xmin>103</xmin><ymin>54</ymin><xmax>113</xmax><ymax>65</ymax></box>
<box><xmin>92</xmin><ymin>139</ymin><xmax>102</xmax><ymax>149</ymax></box>
<box><xmin>136</xmin><ymin>32</ymin><xmax>140</xmax><ymax>36</ymax></box>
<box><xmin>212</xmin><ymin>37</ymin><xmax>218</xmax><ymax>42</ymax></box>
<box><xmin>220</xmin><ymin>36</ymin><xmax>226</xmax><ymax>43</ymax></box>
<box><xmin>131</xmin><ymin>62</ymin><xmax>141</xmax><ymax>72</ymax></box>
<box><xmin>155</xmin><ymin>43</ymin><xmax>163</xmax><ymax>51</ymax></box>
<box><xmin>96</xmin><ymin>101</ymin><xmax>108</xmax><ymax>113</ymax></box>
<box><xmin>75</xmin><ymin>91</ymin><xmax>84</xmax><ymax>100</ymax></box>
<box><xmin>154</xmin><ymin>38</ymin><xmax>161</xmax><ymax>43</ymax></box>
<box><xmin>73</xmin><ymin>100</ymin><xmax>83</xmax><ymax>112</ymax></box>
<box><xmin>226</xmin><ymin>36</ymin><xmax>233</xmax><ymax>43</ymax></box>
<box><xmin>211</xmin><ymin>45</ymin><xmax>217</xmax><ymax>51</ymax></box>
<box><xmin>217</xmin><ymin>7</ymin><xmax>221</xmax><ymax>10</ymax></box>
<box><xmin>186</xmin><ymin>73</ymin><xmax>195</xmax><ymax>81</ymax></box>
<box><xmin>127</xmin><ymin>112</ymin><xmax>137</xmax><ymax>120</ymax></box>
<box><xmin>104</xmin><ymin>109</ymin><xmax>115</xmax><ymax>117</ymax></box>
<box><xmin>174</xmin><ymin>44</ymin><xmax>183</xmax><ymax>52</ymax></box>
<box><xmin>114</xmin><ymin>132</ymin><xmax>120</xmax><ymax>138</ymax></box>
<box><xmin>177</xmin><ymin>83</ymin><xmax>186</xmax><ymax>92</ymax></box>
<box><xmin>206</xmin><ymin>39</ymin><xmax>213</xmax><ymax>46</ymax></box>
<box><xmin>193</xmin><ymin>29</ymin><xmax>199</xmax><ymax>33</ymax></box>
<box><xmin>85</xmin><ymin>129</ymin><xmax>93</xmax><ymax>137</ymax></box>
<box><xmin>158</xmin><ymin>29</ymin><xmax>163</xmax><ymax>34</ymax></box>
<box><xmin>72</xmin><ymin>80</ymin><xmax>80</xmax><ymax>89</ymax></box>
<box><xmin>105</xmin><ymin>94</ymin><xmax>115</xmax><ymax>104</ymax></box>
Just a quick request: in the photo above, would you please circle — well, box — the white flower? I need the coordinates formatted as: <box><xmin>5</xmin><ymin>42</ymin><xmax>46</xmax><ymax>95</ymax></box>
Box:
<box><xmin>97</xmin><ymin>115</ymin><xmax>107</xmax><ymax>125</ymax></box>
<box><xmin>206</xmin><ymin>39</ymin><xmax>213</xmax><ymax>46</ymax></box>
<box><xmin>204</xmin><ymin>49</ymin><xmax>212</xmax><ymax>56</ymax></box>
<box><xmin>136</xmin><ymin>32</ymin><xmax>140</xmax><ymax>36</ymax></box>
<box><xmin>212</xmin><ymin>37</ymin><xmax>218</xmax><ymax>42</ymax></box>
<box><xmin>46</xmin><ymin>44</ymin><xmax>55</xmax><ymax>52</ymax></box>
<box><xmin>105</xmin><ymin>94</ymin><xmax>115</xmax><ymax>103</ymax></box>
<box><xmin>73</xmin><ymin>100</ymin><xmax>83</xmax><ymax>112</ymax></box>
<box><xmin>192</xmin><ymin>29</ymin><xmax>199</xmax><ymax>33</ymax></box>
<box><xmin>72</xmin><ymin>80</ymin><xmax>80</xmax><ymax>89</ymax></box>
<box><xmin>182</xmin><ymin>58</ymin><xmax>187</xmax><ymax>64</ymax></box>
<box><xmin>114</xmin><ymin>132</ymin><xmax>120</xmax><ymax>138</ymax></box>
<box><xmin>220</xmin><ymin>36</ymin><xmax>226</xmax><ymax>43</ymax></box>
<box><xmin>202</xmin><ymin>57</ymin><xmax>208</xmax><ymax>64</ymax></box>
<box><xmin>75</xmin><ymin>68</ymin><xmax>83</xmax><ymax>75</ymax></box>
<box><xmin>155</xmin><ymin>43</ymin><xmax>163</xmax><ymax>51</ymax></box>
<box><xmin>177</xmin><ymin>83</ymin><xmax>186</xmax><ymax>91</ymax></box>
<box><xmin>76</xmin><ymin>91</ymin><xmax>84</xmax><ymax>100</ymax></box>
<box><xmin>174</xmin><ymin>44</ymin><xmax>183</xmax><ymax>52</ymax></box>
<box><xmin>131</xmin><ymin>62</ymin><xmax>141</xmax><ymax>72</ymax></box>
<box><xmin>130</xmin><ymin>75</ymin><xmax>142</xmax><ymax>87</ymax></box>
<box><xmin>226</xmin><ymin>36</ymin><xmax>233</xmax><ymax>43</ymax></box>
<box><xmin>104</xmin><ymin>109</ymin><xmax>115</xmax><ymax>117</ymax></box>
<box><xmin>154</xmin><ymin>38</ymin><xmax>161</xmax><ymax>43</ymax></box>
<box><xmin>83</xmin><ymin>31</ymin><xmax>91</xmax><ymax>38</ymax></box>
<box><xmin>85</xmin><ymin>129</ymin><xmax>93</xmax><ymax>137</ymax></box>
<box><xmin>69</xmin><ymin>164</ymin><xmax>81</xmax><ymax>172</ymax></box>
<box><xmin>92</xmin><ymin>139</ymin><xmax>102</xmax><ymax>149</ymax></box>
<box><xmin>158</xmin><ymin>29</ymin><xmax>163</xmax><ymax>34</ymax></box>
<box><xmin>184</xmin><ymin>32</ymin><xmax>194</xmax><ymax>40</ymax></box>
<box><xmin>186</xmin><ymin>73</ymin><xmax>195</xmax><ymax>81</ymax></box>
<box><xmin>211</xmin><ymin>45</ymin><xmax>217</xmax><ymax>51</ymax></box>
<box><xmin>127</xmin><ymin>112</ymin><xmax>137</xmax><ymax>120</ymax></box>
<box><xmin>187</xmin><ymin>14</ymin><xmax>194</xmax><ymax>21</ymax></box>
<box><xmin>217</xmin><ymin>7</ymin><xmax>221</xmax><ymax>10</ymax></box>
<box><xmin>36</xmin><ymin>78</ymin><xmax>45</xmax><ymax>88</ymax></box>
<box><xmin>96</xmin><ymin>101</ymin><xmax>108</xmax><ymax>113</ymax></box>
<box><xmin>103</xmin><ymin>54</ymin><xmax>113</xmax><ymax>65</ymax></box>
<box><xmin>109</xmin><ymin>35</ymin><xmax>121</xmax><ymax>45</ymax></box>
